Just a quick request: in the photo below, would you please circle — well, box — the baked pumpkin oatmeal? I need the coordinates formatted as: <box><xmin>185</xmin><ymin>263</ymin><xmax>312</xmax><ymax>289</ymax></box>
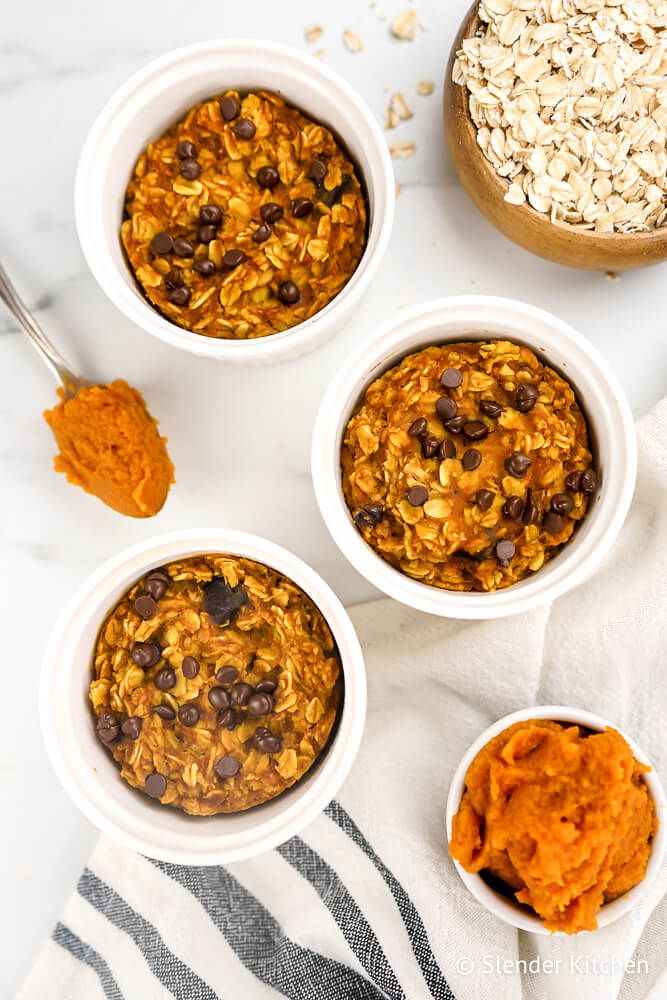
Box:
<box><xmin>121</xmin><ymin>90</ymin><xmax>367</xmax><ymax>340</ymax></box>
<box><xmin>90</xmin><ymin>554</ymin><xmax>342</xmax><ymax>814</ymax></box>
<box><xmin>341</xmin><ymin>340</ymin><xmax>596</xmax><ymax>592</ymax></box>
<box><xmin>449</xmin><ymin>720</ymin><xmax>658</xmax><ymax>934</ymax></box>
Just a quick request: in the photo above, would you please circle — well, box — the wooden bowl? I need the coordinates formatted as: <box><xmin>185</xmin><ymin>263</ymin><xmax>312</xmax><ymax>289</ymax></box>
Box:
<box><xmin>444</xmin><ymin>4</ymin><xmax>667</xmax><ymax>271</ymax></box>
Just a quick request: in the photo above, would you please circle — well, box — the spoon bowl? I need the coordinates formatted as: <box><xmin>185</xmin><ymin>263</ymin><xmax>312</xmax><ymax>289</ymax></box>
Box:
<box><xmin>444</xmin><ymin>4</ymin><xmax>667</xmax><ymax>271</ymax></box>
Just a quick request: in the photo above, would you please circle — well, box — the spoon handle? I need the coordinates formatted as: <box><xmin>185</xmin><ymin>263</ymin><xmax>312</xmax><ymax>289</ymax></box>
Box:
<box><xmin>0</xmin><ymin>260</ymin><xmax>87</xmax><ymax>395</ymax></box>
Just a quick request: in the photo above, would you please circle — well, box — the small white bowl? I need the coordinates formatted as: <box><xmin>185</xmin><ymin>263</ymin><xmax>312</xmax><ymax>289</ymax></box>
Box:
<box><xmin>312</xmin><ymin>296</ymin><xmax>637</xmax><ymax>619</ymax></box>
<box><xmin>75</xmin><ymin>39</ymin><xmax>395</xmax><ymax>365</ymax></box>
<box><xmin>40</xmin><ymin>529</ymin><xmax>366</xmax><ymax>865</ymax></box>
<box><xmin>445</xmin><ymin>706</ymin><xmax>667</xmax><ymax>934</ymax></box>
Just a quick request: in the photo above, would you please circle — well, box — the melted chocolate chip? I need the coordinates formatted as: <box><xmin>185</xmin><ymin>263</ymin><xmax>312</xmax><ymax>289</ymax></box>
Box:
<box><xmin>503</xmin><ymin>495</ymin><xmax>524</xmax><ymax>520</ymax></box>
<box><xmin>153</xmin><ymin>704</ymin><xmax>176</xmax><ymax>721</ymax></box>
<box><xmin>223</xmin><ymin>249</ymin><xmax>245</xmax><ymax>269</ymax></box>
<box><xmin>200</xmin><ymin>204</ymin><xmax>222</xmax><ymax>225</ymax></box>
<box><xmin>522</xmin><ymin>489</ymin><xmax>539</xmax><ymax>526</ymax></box>
<box><xmin>121</xmin><ymin>716</ymin><xmax>143</xmax><ymax>740</ymax></box>
<box><xmin>408</xmin><ymin>417</ymin><xmax>427</xmax><ymax>437</ymax></box>
<box><xmin>230</xmin><ymin>682</ymin><xmax>253</xmax><ymax>708</ymax></box>
<box><xmin>544</xmin><ymin>512</ymin><xmax>566</xmax><ymax>535</ymax></box>
<box><xmin>354</xmin><ymin>503</ymin><xmax>383</xmax><ymax>527</ymax></box>
<box><xmin>208</xmin><ymin>687</ymin><xmax>231</xmax><ymax>710</ymax></box>
<box><xmin>421</xmin><ymin>434</ymin><xmax>441</xmax><ymax>459</ymax></box>
<box><xmin>505</xmin><ymin>452</ymin><xmax>532</xmax><ymax>478</ymax></box>
<box><xmin>463</xmin><ymin>420</ymin><xmax>489</xmax><ymax>441</ymax></box>
<box><xmin>515</xmin><ymin>384</ymin><xmax>539</xmax><ymax>412</ymax></box>
<box><xmin>480</xmin><ymin>399</ymin><xmax>503</xmax><ymax>419</ymax></box>
<box><xmin>439</xmin><ymin>439</ymin><xmax>456</xmax><ymax>460</ymax></box>
<box><xmin>217</xmin><ymin>707</ymin><xmax>237</xmax><ymax>730</ymax></box>
<box><xmin>167</xmin><ymin>285</ymin><xmax>191</xmax><ymax>306</ymax></box>
<box><xmin>202</xmin><ymin>577</ymin><xmax>250</xmax><ymax>626</ymax></box>
<box><xmin>565</xmin><ymin>471</ymin><xmax>583</xmax><ymax>492</ymax></box>
<box><xmin>476</xmin><ymin>489</ymin><xmax>494</xmax><ymax>512</ymax></box>
<box><xmin>462</xmin><ymin>449</ymin><xmax>482</xmax><ymax>471</ymax></box>
<box><xmin>248</xmin><ymin>692</ymin><xmax>274</xmax><ymax>716</ymax></box>
<box><xmin>131</xmin><ymin>642</ymin><xmax>161</xmax><ymax>668</ymax></box>
<box><xmin>444</xmin><ymin>415</ymin><xmax>465</xmax><ymax>435</ymax></box>
<box><xmin>193</xmin><ymin>259</ymin><xmax>216</xmax><ymax>276</ymax></box>
<box><xmin>219</xmin><ymin>94</ymin><xmax>241</xmax><ymax>121</ymax></box>
<box><xmin>96</xmin><ymin>711</ymin><xmax>120</xmax><ymax>745</ymax></box>
<box><xmin>260</xmin><ymin>202</ymin><xmax>284</xmax><ymax>224</ymax></box>
<box><xmin>177</xmin><ymin>140</ymin><xmax>196</xmax><ymax>160</ymax></box>
<box><xmin>252</xmin><ymin>222</ymin><xmax>272</xmax><ymax>243</ymax></box>
<box><xmin>581</xmin><ymin>468</ymin><xmax>598</xmax><ymax>494</ymax></box>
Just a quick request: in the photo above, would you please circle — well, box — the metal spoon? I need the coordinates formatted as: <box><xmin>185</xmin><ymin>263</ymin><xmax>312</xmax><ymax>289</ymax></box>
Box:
<box><xmin>0</xmin><ymin>260</ymin><xmax>92</xmax><ymax>398</ymax></box>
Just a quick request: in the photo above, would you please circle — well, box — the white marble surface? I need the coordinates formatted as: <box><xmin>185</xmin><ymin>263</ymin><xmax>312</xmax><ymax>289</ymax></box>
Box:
<box><xmin>2</xmin><ymin>1</ymin><xmax>667</xmax><ymax>995</ymax></box>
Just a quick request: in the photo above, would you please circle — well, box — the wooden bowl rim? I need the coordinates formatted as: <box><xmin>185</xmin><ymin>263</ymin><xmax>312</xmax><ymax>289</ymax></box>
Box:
<box><xmin>449</xmin><ymin>7</ymin><xmax>667</xmax><ymax>248</ymax></box>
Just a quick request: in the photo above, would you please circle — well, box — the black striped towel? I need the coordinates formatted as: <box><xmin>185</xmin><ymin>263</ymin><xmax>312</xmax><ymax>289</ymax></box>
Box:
<box><xmin>20</xmin><ymin>401</ymin><xmax>667</xmax><ymax>1000</ymax></box>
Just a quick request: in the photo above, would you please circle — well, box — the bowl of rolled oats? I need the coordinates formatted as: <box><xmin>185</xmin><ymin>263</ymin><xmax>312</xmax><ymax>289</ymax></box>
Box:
<box><xmin>40</xmin><ymin>529</ymin><xmax>366</xmax><ymax>863</ymax></box>
<box><xmin>75</xmin><ymin>40</ymin><xmax>394</xmax><ymax>363</ymax></box>
<box><xmin>445</xmin><ymin>1</ymin><xmax>667</xmax><ymax>270</ymax></box>
<box><xmin>312</xmin><ymin>296</ymin><xmax>636</xmax><ymax>619</ymax></box>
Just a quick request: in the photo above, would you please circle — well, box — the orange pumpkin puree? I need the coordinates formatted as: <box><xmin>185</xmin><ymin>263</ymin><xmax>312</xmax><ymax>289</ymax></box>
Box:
<box><xmin>44</xmin><ymin>380</ymin><xmax>174</xmax><ymax>518</ymax></box>
<box><xmin>449</xmin><ymin>720</ymin><xmax>657</xmax><ymax>934</ymax></box>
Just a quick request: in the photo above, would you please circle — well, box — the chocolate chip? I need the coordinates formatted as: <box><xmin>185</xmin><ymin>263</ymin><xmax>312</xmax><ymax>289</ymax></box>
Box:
<box><xmin>178</xmin><ymin>703</ymin><xmax>200</xmax><ymax>727</ymax></box>
<box><xmin>515</xmin><ymin>384</ymin><xmax>539</xmax><ymax>413</ymax></box>
<box><xmin>462</xmin><ymin>449</ymin><xmax>482</xmax><ymax>471</ymax></box>
<box><xmin>96</xmin><ymin>711</ymin><xmax>120</xmax><ymax>745</ymax></box>
<box><xmin>408</xmin><ymin>417</ymin><xmax>427</xmax><ymax>437</ymax></box>
<box><xmin>291</xmin><ymin>198</ymin><xmax>314</xmax><ymax>218</ymax></box>
<box><xmin>200</xmin><ymin>204</ymin><xmax>222</xmax><ymax>225</ymax></box>
<box><xmin>134</xmin><ymin>595</ymin><xmax>157</xmax><ymax>620</ymax></box>
<box><xmin>232</xmin><ymin>118</ymin><xmax>256</xmax><ymax>140</ymax></box>
<box><xmin>182</xmin><ymin>656</ymin><xmax>200</xmax><ymax>679</ymax></box>
<box><xmin>252</xmin><ymin>222</ymin><xmax>272</xmax><ymax>244</ymax></box>
<box><xmin>220</xmin><ymin>94</ymin><xmax>241</xmax><ymax>121</ymax></box>
<box><xmin>165</xmin><ymin>270</ymin><xmax>184</xmax><ymax>289</ymax></box>
<box><xmin>151</xmin><ymin>232</ymin><xmax>173</xmax><ymax>255</ymax></box>
<box><xmin>153</xmin><ymin>704</ymin><xmax>176</xmax><ymax>721</ymax></box>
<box><xmin>217</xmin><ymin>707</ymin><xmax>237</xmax><ymax>730</ymax></box>
<box><xmin>193</xmin><ymin>259</ymin><xmax>216</xmax><ymax>276</ymax></box>
<box><xmin>131</xmin><ymin>642</ymin><xmax>161</xmax><ymax>668</ymax></box>
<box><xmin>154</xmin><ymin>668</ymin><xmax>176</xmax><ymax>691</ymax></box>
<box><xmin>168</xmin><ymin>285</ymin><xmax>191</xmax><ymax>306</ymax></box>
<box><xmin>146</xmin><ymin>568</ymin><xmax>170</xmax><ymax>584</ymax></box>
<box><xmin>505</xmin><ymin>452</ymin><xmax>532</xmax><ymax>478</ymax></box>
<box><xmin>255</xmin><ymin>678</ymin><xmax>278</xmax><ymax>694</ymax></box>
<box><xmin>421</xmin><ymin>434</ymin><xmax>441</xmax><ymax>459</ymax></box>
<box><xmin>551</xmin><ymin>492</ymin><xmax>574</xmax><ymax>515</ymax></box>
<box><xmin>214</xmin><ymin>755</ymin><xmax>240</xmax><ymax>780</ymax></box>
<box><xmin>441</xmin><ymin>368</ymin><xmax>463</xmax><ymax>389</ymax></box>
<box><xmin>144</xmin><ymin>576</ymin><xmax>168</xmax><ymax>601</ymax></box>
<box><xmin>257</xmin><ymin>165</ymin><xmax>280</xmax><ymax>189</ymax></box>
<box><xmin>223</xmin><ymin>249</ymin><xmax>245</xmax><ymax>269</ymax></box>
<box><xmin>522</xmin><ymin>489</ymin><xmax>539</xmax><ymax>526</ymax></box>
<box><xmin>480</xmin><ymin>399</ymin><xmax>503</xmax><ymax>418</ymax></box>
<box><xmin>122</xmin><ymin>699</ymin><xmax>150</xmax><ymax>738</ymax></box>
<box><xmin>444</xmin><ymin>416</ymin><xmax>465</xmax><ymax>435</ymax></box>
<box><xmin>406</xmin><ymin>485</ymin><xmax>428</xmax><ymax>506</ymax></box>
<box><xmin>581</xmin><ymin>468</ymin><xmax>598</xmax><ymax>494</ymax></box>
<box><xmin>202</xmin><ymin>577</ymin><xmax>250</xmax><ymax>626</ymax></box>
<box><xmin>177</xmin><ymin>140</ymin><xmax>196</xmax><ymax>159</ymax></box>
<box><xmin>248</xmin><ymin>692</ymin><xmax>274</xmax><ymax>716</ymax></box>
<box><xmin>503</xmin><ymin>496</ymin><xmax>524</xmax><ymax>520</ymax></box>
<box><xmin>173</xmin><ymin>237</ymin><xmax>194</xmax><ymax>258</ymax></box>
<box><xmin>253</xmin><ymin>727</ymin><xmax>282</xmax><ymax>754</ymax></box>
<box><xmin>308</xmin><ymin>159</ymin><xmax>327</xmax><ymax>182</ymax></box>
<box><xmin>439</xmin><ymin>439</ymin><xmax>456</xmax><ymax>460</ymax></box>
<box><xmin>216</xmin><ymin>665</ymin><xmax>239</xmax><ymax>685</ymax></box>
<box><xmin>354</xmin><ymin>503</ymin><xmax>383</xmax><ymax>527</ymax></box>
<box><xmin>436</xmin><ymin>397</ymin><xmax>457</xmax><ymax>422</ymax></box>
<box><xmin>198</xmin><ymin>224</ymin><xmax>218</xmax><ymax>243</ymax></box>
<box><xmin>179</xmin><ymin>158</ymin><xmax>201</xmax><ymax>180</ymax></box>
<box><xmin>278</xmin><ymin>280</ymin><xmax>300</xmax><ymax>305</ymax></box>
<box><xmin>208</xmin><ymin>687</ymin><xmax>230</xmax><ymax>710</ymax></box>
<box><xmin>565</xmin><ymin>471</ymin><xmax>583</xmax><ymax>492</ymax></box>
<box><xmin>476</xmin><ymin>489</ymin><xmax>494</xmax><ymax>512</ymax></box>
<box><xmin>544</xmin><ymin>512</ymin><xmax>565</xmax><ymax>535</ymax></box>
<box><xmin>261</xmin><ymin>202</ymin><xmax>284</xmax><ymax>224</ymax></box>
<box><xmin>463</xmin><ymin>420</ymin><xmax>489</xmax><ymax>441</ymax></box>
<box><xmin>495</xmin><ymin>539</ymin><xmax>516</xmax><ymax>565</ymax></box>
<box><xmin>145</xmin><ymin>772</ymin><xmax>167</xmax><ymax>799</ymax></box>
<box><xmin>321</xmin><ymin>175</ymin><xmax>353</xmax><ymax>207</ymax></box>
<box><xmin>230</xmin><ymin>682</ymin><xmax>253</xmax><ymax>707</ymax></box>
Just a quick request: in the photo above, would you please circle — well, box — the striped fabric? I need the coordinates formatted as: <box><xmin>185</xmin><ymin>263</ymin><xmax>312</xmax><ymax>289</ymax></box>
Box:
<box><xmin>18</xmin><ymin>400</ymin><xmax>667</xmax><ymax>1000</ymax></box>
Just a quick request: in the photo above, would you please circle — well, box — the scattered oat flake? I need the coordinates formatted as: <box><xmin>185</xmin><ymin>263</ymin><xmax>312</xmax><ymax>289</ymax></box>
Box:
<box><xmin>390</xmin><ymin>141</ymin><xmax>416</xmax><ymax>160</ymax></box>
<box><xmin>605</xmin><ymin>271</ymin><xmax>620</xmax><ymax>281</ymax></box>
<box><xmin>391</xmin><ymin>9</ymin><xmax>419</xmax><ymax>41</ymax></box>
<box><xmin>391</xmin><ymin>91</ymin><xmax>414</xmax><ymax>120</ymax></box>
<box><xmin>385</xmin><ymin>106</ymin><xmax>400</xmax><ymax>130</ymax></box>
<box><xmin>343</xmin><ymin>29</ymin><xmax>364</xmax><ymax>53</ymax></box>
<box><xmin>417</xmin><ymin>79</ymin><xmax>435</xmax><ymax>96</ymax></box>
<box><xmin>304</xmin><ymin>25</ymin><xmax>323</xmax><ymax>44</ymax></box>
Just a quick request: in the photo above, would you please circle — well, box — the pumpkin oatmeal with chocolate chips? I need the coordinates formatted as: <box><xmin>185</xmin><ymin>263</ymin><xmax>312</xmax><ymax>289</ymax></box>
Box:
<box><xmin>121</xmin><ymin>90</ymin><xmax>367</xmax><ymax>340</ymax></box>
<box><xmin>90</xmin><ymin>555</ymin><xmax>342</xmax><ymax>814</ymax></box>
<box><xmin>341</xmin><ymin>340</ymin><xmax>596</xmax><ymax>592</ymax></box>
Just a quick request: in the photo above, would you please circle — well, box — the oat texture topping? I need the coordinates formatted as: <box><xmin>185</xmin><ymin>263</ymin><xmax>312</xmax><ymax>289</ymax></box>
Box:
<box><xmin>121</xmin><ymin>90</ymin><xmax>367</xmax><ymax>340</ymax></box>
<box><xmin>341</xmin><ymin>341</ymin><xmax>595</xmax><ymax>592</ymax></box>
<box><xmin>453</xmin><ymin>0</ymin><xmax>667</xmax><ymax>233</ymax></box>
<box><xmin>90</xmin><ymin>555</ymin><xmax>342</xmax><ymax>814</ymax></box>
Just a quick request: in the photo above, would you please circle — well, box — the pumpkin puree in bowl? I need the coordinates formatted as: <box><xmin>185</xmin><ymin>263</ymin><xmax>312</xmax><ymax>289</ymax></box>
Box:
<box><xmin>44</xmin><ymin>379</ymin><xmax>174</xmax><ymax>517</ymax></box>
<box><xmin>449</xmin><ymin>720</ymin><xmax>657</xmax><ymax>934</ymax></box>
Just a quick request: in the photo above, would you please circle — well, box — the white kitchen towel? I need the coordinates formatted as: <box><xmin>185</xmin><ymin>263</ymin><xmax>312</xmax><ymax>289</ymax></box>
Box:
<box><xmin>19</xmin><ymin>399</ymin><xmax>667</xmax><ymax>1000</ymax></box>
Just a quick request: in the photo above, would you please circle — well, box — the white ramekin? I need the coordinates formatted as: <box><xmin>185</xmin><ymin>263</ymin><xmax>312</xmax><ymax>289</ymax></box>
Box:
<box><xmin>75</xmin><ymin>39</ymin><xmax>394</xmax><ymax>365</ymax></box>
<box><xmin>312</xmin><ymin>296</ymin><xmax>637</xmax><ymax>619</ymax></box>
<box><xmin>40</xmin><ymin>529</ymin><xmax>366</xmax><ymax>865</ymax></box>
<box><xmin>445</xmin><ymin>706</ymin><xmax>667</xmax><ymax>935</ymax></box>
